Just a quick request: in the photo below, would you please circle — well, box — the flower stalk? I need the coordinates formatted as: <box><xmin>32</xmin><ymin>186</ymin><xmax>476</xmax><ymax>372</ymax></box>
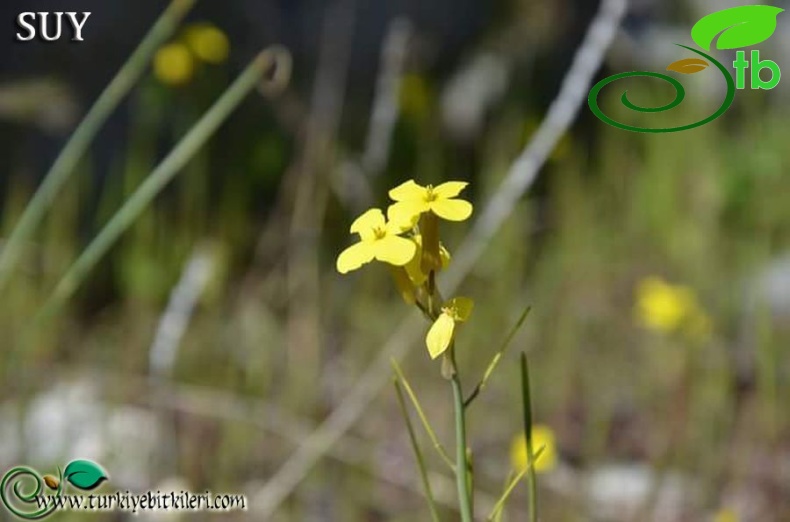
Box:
<box><xmin>450</xmin><ymin>347</ymin><xmax>474</xmax><ymax>522</ymax></box>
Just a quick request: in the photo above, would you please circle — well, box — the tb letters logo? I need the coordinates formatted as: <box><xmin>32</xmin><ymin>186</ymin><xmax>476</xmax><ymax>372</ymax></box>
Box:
<box><xmin>588</xmin><ymin>5</ymin><xmax>783</xmax><ymax>133</ymax></box>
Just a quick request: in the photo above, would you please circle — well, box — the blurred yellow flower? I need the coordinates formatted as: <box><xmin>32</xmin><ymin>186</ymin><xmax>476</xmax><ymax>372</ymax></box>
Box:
<box><xmin>388</xmin><ymin>180</ymin><xmax>473</xmax><ymax>223</ymax></box>
<box><xmin>336</xmin><ymin>208</ymin><xmax>416</xmax><ymax>274</ymax></box>
<box><xmin>426</xmin><ymin>297</ymin><xmax>473</xmax><ymax>359</ymax></box>
<box><xmin>510</xmin><ymin>425</ymin><xmax>557</xmax><ymax>473</ymax></box>
<box><xmin>636</xmin><ymin>277</ymin><xmax>710</xmax><ymax>337</ymax></box>
<box><xmin>714</xmin><ymin>508</ymin><xmax>739</xmax><ymax>522</ymax></box>
<box><xmin>153</xmin><ymin>43</ymin><xmax>194</xmax><ymax>86</ymax></box>
<box><xmin>184</xmin><ymin>23</ymin><xmax>230</xmax><ymax>64</ymax></box>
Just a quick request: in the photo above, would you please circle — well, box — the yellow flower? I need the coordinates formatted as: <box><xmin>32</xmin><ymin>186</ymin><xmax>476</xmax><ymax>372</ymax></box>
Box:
<box><xmin>184</xmin><ymin>23</ymin><xmax>230</xmax><ymax>64</ymax></box>
<box><xmin>510</xmin><ymin>425</ymin><xmax>557</xmax><ymax>473</ymax></box>
<box><xmin>388</xmin><ymin>180</ymin><xmax>473</xmax><ymax>223</ymax></box>
<box><xmin>425</xmin><ymin>297</ymin><xmax>473</xmax><ymax>359</ymax></box>
<box><xmin>636</xmin><ymin>277</ymin><xmax>699</xmax><ymax>333</ymax></box>
<box><xmin>714</xmin><ymin>509</ymin><xmax>738</xmax><ymax>522</ymax></box>
<box><xmin>404</xmin><ymin>235</ymin><xmax>451</xmax><ymax>286</ymax></box>
<box><xmin>154</xmin><ymin>43</ymin><xmax>195</xmax><ymax>86</ymax></box>
<box><xmin>336</xmin><ymin>208</ymin><xmax>416</xmax><ymax>274</ymax></box>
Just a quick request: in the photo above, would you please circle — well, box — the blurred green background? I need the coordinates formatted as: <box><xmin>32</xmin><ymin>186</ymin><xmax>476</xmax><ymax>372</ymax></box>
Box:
<box><xmin>0</xmin><ymin>0</ymin><xmax>789</xmax><ymax>520</ymax></box>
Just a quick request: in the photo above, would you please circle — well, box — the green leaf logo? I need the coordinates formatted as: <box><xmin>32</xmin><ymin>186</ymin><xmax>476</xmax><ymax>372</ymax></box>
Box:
<box><xmin>63</xmin><ymin>460</ymin><xmax>108</xmax><ymax>491</ymax></box>
<box><xmin>691</xmin><ymin>5</ymin><xmax>783</xmax><ymax>51</ymax></box>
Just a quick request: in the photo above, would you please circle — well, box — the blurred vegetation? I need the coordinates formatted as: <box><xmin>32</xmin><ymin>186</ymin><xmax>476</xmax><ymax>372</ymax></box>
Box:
<box><xmin>1</xmin><ymin>1</ymin><xmax>789</xmax><ymax>521</ymax></box>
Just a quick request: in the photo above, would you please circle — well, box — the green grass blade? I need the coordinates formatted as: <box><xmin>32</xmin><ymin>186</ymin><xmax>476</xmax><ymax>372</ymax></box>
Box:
<box><xmin>521</xmin><ymin>352</ymin><xmax>538</xmax><ymax>522</ymax></box>
<box><xmin>394</xmin><ymin>379</ymin><xmax>442</xmax><ymax>522</ymax></box>
<box><xmin>391</xmin><ymin>358</ymin><xmax>455</xmax><ymax>471</ymax></box>
<box><xmin>0</xmin><ymin>0</ymin><xmax>196</xmax><ymax>292</ymax></box>
<box><xmin>33</xmin><ymin>47</ymin><xmax>291</xmax><ymax>324</ymax></box>
<box><xmin>464</xmin><ymin>306</ymin><xmax>531</xmax><ymax>408</ymax></box>
<box><xmin>487</xmin><ymin>445</ymin><xmax>545</xmax><ymax>521</ymax></box>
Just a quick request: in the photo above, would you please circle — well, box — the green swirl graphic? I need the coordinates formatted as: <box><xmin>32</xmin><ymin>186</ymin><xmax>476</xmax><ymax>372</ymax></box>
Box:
<box><xmin>588</xmin><ymin>45</ymin><xmax>736</xmax><ymax>133</ymax></box>
<box><xmin>1</xmin><ymin>467</ymin><xmax>62</xmax><ymax>520</ymax></box>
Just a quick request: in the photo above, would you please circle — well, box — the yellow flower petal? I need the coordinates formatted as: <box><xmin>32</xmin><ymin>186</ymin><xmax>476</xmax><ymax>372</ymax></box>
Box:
<box><xmin>429</xmin><ymin>198</ymin><xmax>473</xmax><ymax>221</ymax></box>
<box><xmin>389</xmin><ymin>179</ymin><xmax>426</xmax><ymax>201</ymax></box>
<box><xmin>388</xmin><ymin>200</ymin><xmax>430</xmax><ymax>223</ymax></box>
<box><xmin>336</xmin><ymin>241</ymin><xmax>375</xmax><ymax>273</ymax></box>
<box><xmin>386</xmin><ymin>205</ymin><xmax>419</xmax><ymax>235</ymax></box>
<box><xmin>432</xmin><ymin>181</ymin><xmax>468</xmax><ymax>199</ymax></box>
<box><xmin>373</xmin><ymin>236</ymin><xmax>417</xmax><ymax>266</ymax></box>
<box><xmin>350</xmin><ymin>208</ymin><xmax>386</xmax><ymax>240</ymax></box>
<box><xmin>447</xmin><ymin>297</ymin><xmax>473</xmax><ymax>322</ymax></box>
<box><xmin>426</xmin><ymin>312</ymin><xmax>455</xmax><ymax>359</ymax></box>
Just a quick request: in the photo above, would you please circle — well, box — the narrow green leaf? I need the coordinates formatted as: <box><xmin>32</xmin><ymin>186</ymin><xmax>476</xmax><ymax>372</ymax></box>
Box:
<box><xmin>391</xmin><ymin>359</ymin><xmax>455</xmax><ymax>471</ymax></box>
<box><xmin>465</xmin><ymin>306</ymin><xmax>531</xmax><ymax>408</ymax></box>
<box><xmin>393</xmin><ymin>380</ymin><xmax>442</xmax><ymax>522</ymax></box>
<box><xmin>0</xmin><ymin>0</ymin><xmax>196</xmax><ymax>293</ymax></box>
<box><xmin>520</xmin><ymin>353</ymin><xmax>533</xmax><ymax>441</ymax></box>
<box><xmin>486</xmin><ymin>446</ymin><xmax>546</xmax><ymax>521</ymax></box>
<box><xmin>31</xmin><ymin>47</ymin><xmax>291</xmax><ymax>325</ymax></box>
<box><xmin>520</xmin><ymin>353</ymin><xmax>538</xmax><ymax>522</ymax></box>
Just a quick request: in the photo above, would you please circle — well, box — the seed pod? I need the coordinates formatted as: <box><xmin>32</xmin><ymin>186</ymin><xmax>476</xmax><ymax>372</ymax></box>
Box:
<box><xmin>43</xmin><ymin>475</ymin><xmax>60</xmax><ymax>490</ymax></box>
<box><xmin>419</xmin><ymin>212</ymin><xmax>442</xmax><ymax>275</ymax></box>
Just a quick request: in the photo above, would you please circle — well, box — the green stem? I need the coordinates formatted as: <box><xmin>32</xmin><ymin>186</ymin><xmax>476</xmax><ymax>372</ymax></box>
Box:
<box><xmin>0</xmin><ymin>0</ymin><xmax>196</xmax><ymax>293</ymax></box>
<box><xmin>527</xmin><ymin>439</ymin><xmax>538</xmax><ymax>522</ymax></box>
<box><xmin>520</xmin><ymin>353</ymin><xmax>538</xmax><ymax>522</ymax></box>
<box><xmin>451</xmin><ymin>355</ymin><xmax>474</xmax><ymax>522</ymax></box>
<box><xmin>393</xmin><ymin>380</ymin><xmax>442</xmax><ymax>522</ymax></box>
<box><xmin>32</xmin><ymin>47</ymin><xmax>290</xmax><ymax>325</ymax></box>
